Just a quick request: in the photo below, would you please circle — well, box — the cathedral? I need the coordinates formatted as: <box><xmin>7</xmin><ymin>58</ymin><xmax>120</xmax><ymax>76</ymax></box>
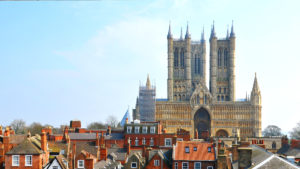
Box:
<box><xmin>134</xmin><ymin>22</ymin><xmax>262</xmax><ymax>138</ymax></box>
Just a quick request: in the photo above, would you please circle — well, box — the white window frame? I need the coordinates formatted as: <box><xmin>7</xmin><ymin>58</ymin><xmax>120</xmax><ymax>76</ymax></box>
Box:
<box><xmin>135</xmin><ymin>138</ymin><xmax>139</xmax><ymax>146</ymax></box>
<box><xmin>177</xmin><ymin>138</ymin><xmax>183</xmax><ymax>141</ymax></box>
<box><xmin>135</xmin><ymin>127</ymin><xmax>140</xmax><ymax>134</ymax></box>
<box><xmin>182</xmin><ymin>162</ymin><xmax>188</xmax><ymax>169</ymax></box>
<box><xmin>142</xmin><ymin>126</ymin><xmax>147</xmax><ymax>133</ymax></box>
<box><xmin>174</xmin><ymin>162</ymin><xmax>178</xmax><ymax>169</ymax></box>
<box><xmin>127</xmin><ymin>126</ymin><xmax>132</xmax><ymax>133</ymax></box>
<box><xmin>185</xmin><ymin>146</ymin><xmax>190</xmax><ymax>153</ymax></box>
<box><xmin>194</xmin><ymin>162</ymin><xmax>201</xmax><ymax>169</ymax></box>
<box><xmin>207</xmin><ymin>166</ymin><xmax>214</xmax><ymax>169</ymax></box>
<box><xmin>12</xmin><ymin>155</ymin><xmax>19</xmax><ymax>166</ymax></box>
<box><xmin>78</xmin><ymin>160</ymin><xmax>84</xmax><ymax>168</ymax></box>
<box><xmin>150</xmin><ymin>138</ymin><xmax>154</xmax><ymax>146</ymax></box>
<box><xmin>165</xmin><ymin>138</ymin><xmax>172</xmax><ymax>147</ymax></box>
<box><xmin>142</xmin><ymin>138</ymin><xmax>146</xmax><ymax>145</ymax></box>
<box><xmin>150</xmin><ymin>127</ymin><xmax>155</xmax><ymax>134</ymax></box>
<box><xmin>25</xmin><ymin>155</ymin><xmax>32</xmax><ymax>166</ymax></box>
<box><xmin>154</xmin><ymin>160</ymin><xmax>159</xmax><ymax>166</ymax></box>
<box><xmin>131</xmin><ymin>162</ymin><xmax>137</xmax><ymax>168</ymax></box>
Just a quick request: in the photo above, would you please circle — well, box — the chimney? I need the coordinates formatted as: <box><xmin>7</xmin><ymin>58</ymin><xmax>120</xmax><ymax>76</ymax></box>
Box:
<box><xmin>232</xmin><ymin>144</ymin><xmax>239</xmax><ymax>162</ymax></box>
<box><xmin>281</xmin><ymin>135</ymin><xmax>289</xmax><ymax>147</ymax></box>
<box><xmin>238</xmin><ymin>147</ymin><xmax>252</xmax><ymax>169</ymax></box>
<box><xmin>41</xmin><ymin>132</ymin><xmax>47</xmax><ymax>152</ymax></box>
<box><xmin>107</xmin><ymin>126</ymin><xmax>111</xmax><ymax>135</ymax></box>
<box><xmin>85</xmin><ymin>157</ymin><xmax>94</xmax><ymax>169</ymax></box>
<box><xmin>217</xmin><ymin>147</ymin><xmax>227</xmax><ymax>169</ymax></box>
<box><xmin>127</xmin><ymin>138</ymin><xmax>131</xmax><ymax>155</ymax></box>
<box><xmin>4</xmin><ymin>127</ymin><xmax>10</xmax><ymax>137</ymax></box>
<box><xmin>96</xmin><ymin>133</ymin><xmax>99</xmax><ymax>147</ymax></box>
<box><xmin>145</xmin><ymin>147</ymin><xmax>152</xmax><ymax>162</ymax></box>
<box><xmin>194</xmin><ymin>129</ymin><xmax>198</xmax><ymax>139</ymax></box>
<box><xmin>3</xmin><ymin>134</ymin><xmax>10</xmax><ymax>153</ymax></box>
<box><xmin>0</xmin><ymin>125</ymin><xmax>2</xmax><ymax>135</ymax></box>
<box><xmin>100</xmin><ymin>146</ymin><xmax>107</xmax><ymax>161</ymax></box>
<box><xmin>125</xmin><ymin>118</ymin><xmax>128</xmax><ymax>124</ymax></box>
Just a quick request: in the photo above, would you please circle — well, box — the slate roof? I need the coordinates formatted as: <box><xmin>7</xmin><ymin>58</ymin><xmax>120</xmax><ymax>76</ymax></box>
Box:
<box><xmin>173</xmin><ymin>141</ymin><xmax>216</xmax><ymax>161</ymax></box>
<box><xmin>284</xmin><ymin>148</ymin><xmax>300</xmax><ymax>158</ymax></box>
<box><xmin>6</xmin><ymin>137</ymin><xmax>42</xmax><ymax>155</ymax></box>
<box><xmin>74</xmin><ymin>142</ymin><xmax>98</xmax><ymax>157</ymax></box>
<box><xmin>69</xmin><ymin>133</ymin><xmax>96</xmax><ymax>140</ymax></box>
<box><xmin>9</xmin><ymin>135</ymin><xmax>27</xmax><ymax>144</ymax></box>
<box><xmin>104</xmin><ymin>133</ymin><xmax>124</xmax><ymax>140</ymax></box>
<box><xmin>94</xmin><ymin>159</ymin><xmax>122</xmax><ymax>169</ymax></box>
<box><xmin>107</xmin><ymin>144</ymin><xmax>127</xmax><ymax>161</ymax></box>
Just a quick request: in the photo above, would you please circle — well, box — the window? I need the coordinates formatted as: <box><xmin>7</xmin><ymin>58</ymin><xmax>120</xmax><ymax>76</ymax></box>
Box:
<box><xmin>207</xmin><ymin>166</ymin><xmax>214</xmax><ymax>169</ymax></box>
<box><xmin>142</xmin><ymin>138</ymin><xmax>146</xmax><ymax>145</ymax></box>
<box><xmin>142</xmin><ymin>126</ymin><xmax>147</xmax><ymax>133</ymax></box>
<box><xmin>185</xmin><ymin>146</ymin><xmax>190</xmax><ymax>153</ymax></box>
<box><xmin>194</xmin><ymin>162</ymin><xmax>201</xmax><ymax>169</ymax></box>
<box><xmin>131</xmin><ymin>162</ymin><xmax>137</xmax><ymax>168</ymax></box>
<box><xmin>12</xmin><ymin>155</ymin><xmax>19</xmax><ymax>166</ymax></box>
<box><xmin>218</xmin><ymin>48</ymin><xmax>222</xmax><ymax>67</ymax></box>
<box><xmin>182</xmin><ymin>162</ymin><xmax>189</xmax><ymax>169</ymax></box>
<box><xmin>177</xmin><ymin>138</ymin><xmax>183</xmax><ymax>141</ymax></box>
<box><xmin>25</xmin><ymin>155</ymin><xmax>32</xmax><ymax>166</ymax></box>
<box><xmin>135</xmin><ymin>127</ymin><xmax>140</xmax><ymax>133</ymax></box>
<box><xmin>208</xmin><ymin>147</ymin><xmax>212</xmax><ymax>152</ymax></box>
<box><xmin>224</xmin><ymin>48</ymin><xmax>228</xmax><ymax>67</ymax></box>
<box><xmin>135</xmin><ymin>138</ymin><xmax>139</xmax><ymax>146</ymax></box>
<box><xmin>165</xmin><ymin>138</ymin><xmax>172</xmax><ymax>147</ymax></box>
<box><xmin>78</xmin><ymin>160</ymin><xmax>84</xmax><ymax>168</ymax></box>
<box><xmin>193</xmin><ymin>147</ymin><xmax>197</xmax><ymax>151</ymax></box>
<box><xmin>224</xmin><ymin>88</ymin><xmax>227</xmax><ymax>93</ymax></box>
<box><xmin>180</xmin><ymin>49</ymin><xmax>185</xmax><ymax>67</ymax></box>
<box><xmin>219</xmin><ymin>87</ymin><xmax>222</xmax><ymax>93</ymax></box>
<box><xmin>53</xmin><ymin>166</ymin><xmax>58</xmax><ymax>169</ymax></box>
<box><xmin>154</xmin><ymin>160</ymin><xmax>159</xmax><ymax>166</ymax></box>
<box><xmin>175</xmin><ymin>162</ymin><xmax>178</xmax><ymax>169</ymax></box>
<box><xmin>60</xmin><ymin>150</ymin><xmax>65</xmax><ymax>155</ymax></box>
<box><xmin>150</xmin><ymin>127</ymin><xmax>155</xmax><ymax>134</ymax></box>
<box><xmin>174</xmin><ymin>48</ymin><xmax>179</xmax><ymax>67</ymax></box>
<box><xmin>150</xmin><ymin>138</ymin><xmax>154</xmax><ymax>146</ymax></box>
<box><xmin>127</xmin><ymin>126</ymin><xmax>132</xmax><ymax>133</ymax></box>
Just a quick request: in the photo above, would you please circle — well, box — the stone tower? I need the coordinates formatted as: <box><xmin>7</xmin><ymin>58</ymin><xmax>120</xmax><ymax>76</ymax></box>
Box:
<box><xmin>167</xmin><ymin>23</ymin><xmax>206</xmax><ymax>102</ymax></box>
<box><xmin>209</xmin><ymin>22</ymin><xmax>236</xmax><ymax>102</ymax></box>
<box><xmin>251</xmin><ymin>73</ymin><xmax>262</xmax><ymax>137</ymax></box>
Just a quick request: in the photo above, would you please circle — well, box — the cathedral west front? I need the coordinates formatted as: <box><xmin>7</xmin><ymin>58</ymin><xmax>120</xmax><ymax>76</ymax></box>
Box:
<box><xmin>134</xmin><ymin>22</ymin><xmax>262</xmax><ymax>138</ymax></box>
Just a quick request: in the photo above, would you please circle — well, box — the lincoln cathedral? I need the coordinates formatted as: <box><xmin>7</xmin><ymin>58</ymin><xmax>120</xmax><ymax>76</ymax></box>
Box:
<box><xmin>134</xmin><ymin>22</ymin><xmax>262</xmax><ymax>138</ymax></box>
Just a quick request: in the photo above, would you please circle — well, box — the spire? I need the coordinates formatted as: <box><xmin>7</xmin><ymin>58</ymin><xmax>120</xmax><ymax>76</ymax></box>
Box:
<box><xmin>185</xmin><ymin>22</ymin><xmax>191</xmax><ymax>39</ymax></box>
<box><xmin>180</xmin><ymin>27</ymin><xmax>183</xmax><ymax>40</ymax></box>
<box><xmin>210</xmin><ymin>21</ymin><xmax>216</xmax><ymax>39</ymax></box>
<box><xmin>201</xmin><ymin>26</ymin><xmax>205</xmax><ymax>42</ymax></box>
<box><xmin>146</xmin><ymin>74</ymin><xmax>151</xmax><ymax>89</ymax></box>
<box><xmin>226</xmin><ymin>25</ymin><xmax>229</xmax><ymax>39</ymax></box>
<box><xmin>252</xmin><ymin>73</ymin><xmax>260</xmax><ymax>93</ymax></box>
<box><xmin>167</xmin><ymin>21</ymin><xmax>173</xmax><ymax>39</ymax></box>
<box><xmin>230</xmin><ymin>20</ymin><xmax>235</xmax><ymax>37</ymax></box>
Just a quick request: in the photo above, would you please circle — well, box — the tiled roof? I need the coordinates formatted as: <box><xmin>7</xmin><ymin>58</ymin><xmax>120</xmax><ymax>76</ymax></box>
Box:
<box><xmin>48</xmin><ymin>141</ymin><xmax>68</xmax><ymax>157</ymax></box>
<box><xmin>69</xmin><ymin>133</ymin><xmax>96</xmax><ymax>140</ymax></box>
<box><xmin>74</xmin><ymin>142</ymin><xmax>98</xmax><ymax>157</ymax></box>
<box><xmin>173</xmin><ymin>141</ymin><xmax>216</xmax><ymax>161</ymax></box>
<box><xmin>94</xmin><ymin>159</ymin><xmax>121</xmax><ymax>169</ymax></box>
<box><xmin>104</xmin><ymin>133</ymin><xmax>124</xmax><ymax>140</ymax></box>
<box><xmin>6</xmin><ymin>138</ymin><xmax>42</xmax><ymax>155</ymax></box>
<box><xmin>9</xmin><ymin>135</ymin><xmax>27</xmax><ymax>144</ymax></box>
<box><xmin>284</xmin><ymin>148</ymin><xmax>300</xmax><ymax>158</ymax></box>
<box><xmin>107</xmin><ymin>145</ymin><xmax>127</xmax><ymax>161</ymax></box>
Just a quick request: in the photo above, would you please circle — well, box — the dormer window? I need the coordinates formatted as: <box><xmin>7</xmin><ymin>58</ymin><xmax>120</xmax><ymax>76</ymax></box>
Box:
<box><xmin>127</xmin><ymin>126</ymin><xmax>132</xmax><ymax>133</ymax></box>
<box><xmin>150</xmin><ymin>127</ymin><xmax>155</xmax><ymax>134</ymax></box>
<box><xmin>185</xmin><ymin>146</ymin><xmax>190</xmax><ymax>153</ymax></box>
<box><xmin>78</xmin><ymin>160</ymin><xmax>84</xmax><ymax>168</ymax></box>
<box><xmin>135</xmin><ymin>127</ymin><xmax>140</xmax><ymax>134</ymax></box>
<box><xmin>150</xmin><ymin>138</ymin><xmax>154</xmax><ymax>146</ymax></box>
<box><xmin>193</xmin><ymin>147</ymin><xmax>197</xmax><ymax>151</ymax></box>
<box><xmin>135</xmin><ymin>138</ymin><xmax>139</xmax><ymax>146</ymax></box>
<box><xmin>142</xmin><ymin>126</ymin><xmax>147</xmax><ymax>133</ymax></box>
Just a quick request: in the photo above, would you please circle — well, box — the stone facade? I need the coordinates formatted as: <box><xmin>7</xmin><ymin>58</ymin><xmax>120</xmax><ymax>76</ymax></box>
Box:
<box><xmin>154</xmin><ymin>22</ymin><xmax>262</xmax><ymax>138</ymax></box>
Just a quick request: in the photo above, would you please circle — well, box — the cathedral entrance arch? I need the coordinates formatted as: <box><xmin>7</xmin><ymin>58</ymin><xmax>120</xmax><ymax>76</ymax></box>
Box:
<box><xmin>194</xmin><ymin>108</ymin><xmax>211</xmax><ymax>139</ymax></box>
<box><xmin>216</xmin><ymin>129</ymin><xmax>229</xmax><ymax>137</ymax></box>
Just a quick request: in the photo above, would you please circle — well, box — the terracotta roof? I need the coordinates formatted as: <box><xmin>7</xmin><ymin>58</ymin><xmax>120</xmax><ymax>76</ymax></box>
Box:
<box><xmin>6</xmin><ymin>138</ymin><xmax>42</xmax><ymax>155</ymax></box>
<box><xmin>173</xmin><ymin>141</ymin><xmax>216</xmax><ymax>161</ymax></box>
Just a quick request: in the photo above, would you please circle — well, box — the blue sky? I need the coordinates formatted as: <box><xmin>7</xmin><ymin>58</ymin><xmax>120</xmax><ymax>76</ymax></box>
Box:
<box><xmin>0</xmin><ymin>0</ymin><xmax>299</xmax><ymax>134</ymax></box>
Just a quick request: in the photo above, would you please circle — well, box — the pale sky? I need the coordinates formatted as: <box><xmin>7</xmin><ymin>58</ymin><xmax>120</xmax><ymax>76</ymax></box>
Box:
<box><xmin>0</xmin><ymin>0</ymin><xmax>299</xmax><ymax>134</ymax></box>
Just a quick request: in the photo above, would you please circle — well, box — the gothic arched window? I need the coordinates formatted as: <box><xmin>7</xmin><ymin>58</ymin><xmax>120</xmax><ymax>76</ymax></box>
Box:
<box><xmin>180</xmin><ymin>49</ymin><xmax>185</xmax><ymax>68</ymax></box>
<box><xmin>224</xmin><ymin>48</ymin><xmax>228</xmax><ymax>67</ymax></box>
<box><xmin>218</xmin><ymin>48</ymin><xmax>222</xmax><ymax>67</ymax></box>
<box><xmin>174</xmin><ymin>48</ymin><xmax>179</xmax><ymax>67</ymax></box>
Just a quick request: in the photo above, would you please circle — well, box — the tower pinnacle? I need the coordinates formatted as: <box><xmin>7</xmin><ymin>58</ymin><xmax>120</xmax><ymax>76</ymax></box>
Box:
<box><xmin>230</xmin><ymin>20</ymin><xmax>235</xmax><ymax>37</ymax></box>
<box><xmin>252</xmin><ymin>73</ymin><xmax>260</xmax><ymax>93</ymax></box>
<box><xmin>226</xmin><ymin>25</ymin><xmax>229</xmax><ymax>39</ymax></box>
<box><xmin>146</xmin><ymin>74</ymin><xmax>151</xmax><ymax>89</ymax></box>
<box><xmin>167</xmin><ymin>21</ymin><xmax>173</xmax><ymax>39</ymax></box>
<box><xmin>185</xmin><ymin>22</ymin><xmax>191</xmax><ymax>39</ymax></box>
<box><xmin>210</xmin><ymin>21</ymin><xmax>216</xmax><ymax>39</ymax></box>
<box><xmin>201</xmin><ymin>26</ymin><xmax>205</xmax><ymax>42</ymax></box>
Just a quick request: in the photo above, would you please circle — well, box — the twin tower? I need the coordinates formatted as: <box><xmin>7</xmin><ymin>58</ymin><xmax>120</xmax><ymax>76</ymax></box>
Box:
<box><xmin>167</xmin><ymin>22</ymin><xmax>236</xmax><ymax>102</ymax></box>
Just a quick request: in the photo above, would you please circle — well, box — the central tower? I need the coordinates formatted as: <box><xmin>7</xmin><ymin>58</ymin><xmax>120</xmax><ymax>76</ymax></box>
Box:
<box><xmin>167</xmin><ymin>24</ymin><xmax>206</xmax><ymax>102</ymax></box>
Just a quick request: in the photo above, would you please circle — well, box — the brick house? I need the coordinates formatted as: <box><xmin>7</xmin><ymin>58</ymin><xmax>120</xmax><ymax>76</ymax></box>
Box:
<box><xmin>4</xmin><ymin>132</ymin><xmax>49</xmax><ymax>169</ymax></box>
<box><xmin>144</xmin><ymin>150</ymin><xmax>172</xmax><ymax>169</ymax></box>
<box><xmin>172</xmin><ymin>141</ymin><xmax>216</xmax><ymax>169</ymax></box>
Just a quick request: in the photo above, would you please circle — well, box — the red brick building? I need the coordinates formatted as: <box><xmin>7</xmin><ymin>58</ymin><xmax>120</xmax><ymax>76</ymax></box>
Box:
<box><xmin>172</xmin><ymin>141</ymin><xmax>216</xmax><ymax>169</ymax></box>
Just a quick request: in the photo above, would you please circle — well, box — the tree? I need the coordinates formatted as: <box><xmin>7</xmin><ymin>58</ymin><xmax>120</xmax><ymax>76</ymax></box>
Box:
<box><xmin>27</xmin><ymin>122</ymin><xmax>43</xmax><ymax>136</ymax></box>
<box><xmin>106</xmin><ymin>115</ymin><xmax>119</xmax><ymax>128</ymax></box>
<box><xmin>10</xmin><ymin>119</ymin><xmax>26</xmax><ymax>134</ymax></box>
<box><xmin>263</xmin><ymin>125</ymin><xmax>282</xmax><ymax>137</ymax></box>
<box><xmin>87</xmin><ymin>122</ymin><xmax>106</xmax><ymax>129</ymax></box>
<box><xmin>290</xmin><ymin>122</ymin><xmax>300</xmax><ymax>139</ymax></box>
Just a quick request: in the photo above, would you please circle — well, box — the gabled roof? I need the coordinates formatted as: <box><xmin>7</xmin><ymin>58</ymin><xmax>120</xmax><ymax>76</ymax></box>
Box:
<box><xmin>6</xmin><ymin>138</ymin><xmax>42</xmax><ymax>155</ymax></box>
<box><xmin>74</xmin><ymin>142</ymin><xmax>98</xmax><ymax>157</ymax></box>
<box><xmin>94</xmin><ymin>159</ymin><xmax>121</xmax><ymax>169</ymax></box>
<box><xmin>44</xmin><ymin>155</ymin><xmax>68</xmax><ymax>169</ymax></box>
<box><xmin>173</xmin><ymin>141</ymin><xmax>216</xmax><ymax>161</ymax></box>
